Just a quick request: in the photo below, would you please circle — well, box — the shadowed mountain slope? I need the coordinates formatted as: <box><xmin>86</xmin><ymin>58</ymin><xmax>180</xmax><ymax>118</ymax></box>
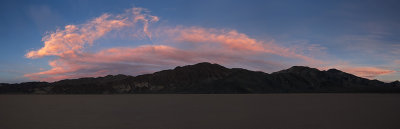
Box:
<box><xmin>1</xmin><ymin>62</ymin><xmax>399</xmax><ymax>94</ymax></box>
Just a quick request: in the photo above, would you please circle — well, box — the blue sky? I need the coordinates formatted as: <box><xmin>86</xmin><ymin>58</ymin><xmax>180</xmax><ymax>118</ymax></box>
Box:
<box><xmin>1</xmin><ymin>0</ymin><xmax>399</xmax><ymax>83</ymax></box>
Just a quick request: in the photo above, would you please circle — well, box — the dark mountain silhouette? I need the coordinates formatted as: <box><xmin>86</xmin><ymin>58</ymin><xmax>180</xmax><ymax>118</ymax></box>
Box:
<box><xmin>1</xmin><ymin>62</ymin><xmax>399</xmax><ymax>94</ymax></box>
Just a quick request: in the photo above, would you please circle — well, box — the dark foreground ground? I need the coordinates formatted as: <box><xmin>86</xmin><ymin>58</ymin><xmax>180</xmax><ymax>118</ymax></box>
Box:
<box><xmin>0</xmin><ymin>94</ymin><xmax>399</xmax><ymax>129</ymax></box>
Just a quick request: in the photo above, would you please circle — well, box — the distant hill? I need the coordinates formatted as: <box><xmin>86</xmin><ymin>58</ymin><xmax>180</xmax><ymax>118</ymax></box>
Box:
<box><xmin>1</xmin><ymin>62</ymin><xmax>399</xmax><ymax>94</ymax></box>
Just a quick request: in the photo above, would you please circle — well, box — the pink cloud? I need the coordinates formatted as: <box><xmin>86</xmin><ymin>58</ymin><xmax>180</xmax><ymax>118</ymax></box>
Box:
<box><xmin>341</xmin><ymin>67</ymin><xmax>395</xmax><ymax>79</ymax></box>
<box><xmin>162</xmin><ymin>26</ymin><xmax>323</xmax><ymax>64</ymax></box>
<box><xmin>26</xmin><ymin>8</ymin><xmax>159</xmax><ymax>58</ymax></box>
<box><xmin>319</xmin><ymin>65</ymin><xmax>396</xmax><ymax>79</ymax></box>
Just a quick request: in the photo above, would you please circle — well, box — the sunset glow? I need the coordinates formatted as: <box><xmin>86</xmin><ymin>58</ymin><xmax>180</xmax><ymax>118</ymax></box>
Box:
<box><xmin>1</xmin><ymin>0</ymin><xmax>399</xmax><ymax>82</ymax></box>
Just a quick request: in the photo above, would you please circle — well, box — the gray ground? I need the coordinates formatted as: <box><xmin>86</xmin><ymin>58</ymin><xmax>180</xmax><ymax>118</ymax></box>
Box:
<box><xmin>0</xmin><ymin>94</ymin><xmax>399</xmax><ymax>129</ymax></box>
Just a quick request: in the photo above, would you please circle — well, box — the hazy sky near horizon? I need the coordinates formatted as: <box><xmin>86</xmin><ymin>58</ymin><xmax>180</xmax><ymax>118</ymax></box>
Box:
<box><xmin>1</xmin><ymin>0</ymin><xmax>400</xmax><ymax>83</ymax></box>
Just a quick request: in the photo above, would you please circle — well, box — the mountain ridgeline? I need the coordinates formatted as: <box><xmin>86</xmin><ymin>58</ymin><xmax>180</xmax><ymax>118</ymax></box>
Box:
<box><xmin>1</xmin><ymin>62</ymin><xmax>400</xmax><ymax>94</ymax></box>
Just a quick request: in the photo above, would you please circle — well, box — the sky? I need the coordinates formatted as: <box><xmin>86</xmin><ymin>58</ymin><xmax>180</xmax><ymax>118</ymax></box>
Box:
<box><xmin>0</xmin><ymin>0</ymin><xmax>399</xmax><ymax>83</ymax></box>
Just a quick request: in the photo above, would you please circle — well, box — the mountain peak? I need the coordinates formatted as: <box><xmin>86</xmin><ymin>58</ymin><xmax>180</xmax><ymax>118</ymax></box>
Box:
<box><xmin>144</xmin><ymin>62</ymin><xmax>230</xmax><ymax>85</ymax></box>
<box><xmin>327</xmin><ymin>68</ymin><xmax>342</xmax><ymax>73</ymax></box>
<box><xmin>174</xmin><ymin>62</ymin><xmax>227</xmax><ymax>71</ymax></box>
<box><xmin>275</xmin><ymin>66</ymin><xmax>320</xmax><ymax>74</ymax></box>
<box><xmin>391</xmin><ymin>80</ymin><xmax>400</xmax><ymax>86</ymax></box>
<box><xmin>288</xmin><ymin>66</ymin><xmax>314</xmax><ymax>70</ymax></box>
<box><xmin>189</xmin><ymin>62</ymin><xmax>224</xmax><ymax>67</ymax></box>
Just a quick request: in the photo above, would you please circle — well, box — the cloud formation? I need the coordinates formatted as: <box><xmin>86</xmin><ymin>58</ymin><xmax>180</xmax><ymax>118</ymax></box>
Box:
<box><xmin>26</xmin><ymin>8</ymin><xmax>158</xmax><ymax>58</ymax></box>
<box><xmin>25</xmin><ymin>7</ymin><xmax>396</xmax><ymax>82</ymax></box>
<box><xmin>162</xmin><ymin>26</ymin><xmax>322</xmax><ymax>64</ymax></box>
<box><xmin>319</xmin><ymin>64</ymin><xmax>396</xmax><ymax>79</ymax></box>
<box><xmin>25</xmin><ymin>45</ymin><xmax>287</xmax><ymax>82</ymax></box>
<box><xmin>341</xmin><ymin>66</ymin><xmax>395</xmax><ymax>79</ymax></box>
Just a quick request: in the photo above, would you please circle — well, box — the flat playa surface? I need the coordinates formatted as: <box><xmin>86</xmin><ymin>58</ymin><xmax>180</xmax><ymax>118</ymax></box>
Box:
<box><xmin>1</xmin><ymin>94</ymin><xmax>399</xmax><ymax>129</ymax></box>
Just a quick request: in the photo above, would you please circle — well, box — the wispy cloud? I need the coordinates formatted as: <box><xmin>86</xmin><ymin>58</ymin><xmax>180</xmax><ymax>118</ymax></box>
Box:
<box><xmin>340</xmin><ymin>66</ymin><xmax>395</xmax><ymax>79</ymax></box>
<box><xmin>161</xmin><ymin>26</ymin><xmax>323</xmax><ymax>64</ymax></box>
<box><xmin>319</xmin><ymin>63</ymin><xmax>396</xmax><ymax>79</ymax></box>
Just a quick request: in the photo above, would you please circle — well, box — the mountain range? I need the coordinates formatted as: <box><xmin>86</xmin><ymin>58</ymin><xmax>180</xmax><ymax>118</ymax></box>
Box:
<box><xmin>1</xmin><ymin>62</ymin><xmax>399</xmax><ymax>94</ymax></box>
